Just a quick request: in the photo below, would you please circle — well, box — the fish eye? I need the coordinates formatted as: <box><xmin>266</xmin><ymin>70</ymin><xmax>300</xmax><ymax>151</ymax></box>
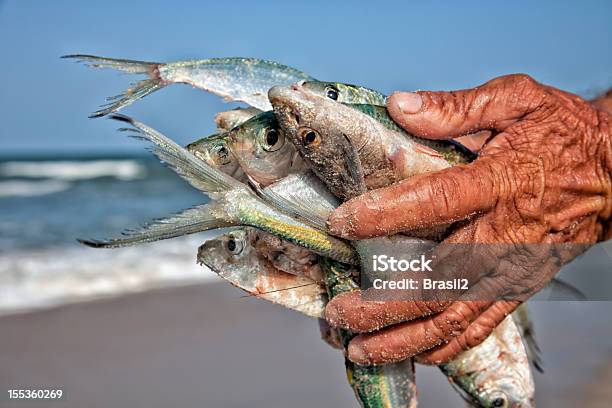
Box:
<box><xmin>225</xmin><ymin>236</ymin><xmax>244</xmax><ymax>255</ymax></box>
<box><xmin>325</xmin><ymin>85</ymin><xmax>339</xmax><ymax>101</ymax></box>
<box><xmin>262</xmin><ymin>128</ymin><xmax>285</xmax><ymax>152</ymax></box>
<box><xmin>213</xmin><ymin>145</ymin><xmax>231</xmax><ymax>165</ymax></box>
<box><xmin>298</xmin><ymin>128</ymin><xmax>321</xmax><ymax>148</ymax></box>
<box><xmin>491</xmin><ymin>395</ymin><xmax>508</xmax><ymax>407</ymax></box>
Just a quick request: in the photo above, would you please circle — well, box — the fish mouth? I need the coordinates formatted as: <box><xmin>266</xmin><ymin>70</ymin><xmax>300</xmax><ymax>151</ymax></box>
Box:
<box><xmin>268</xmin><ymin>85</ymin><xmax>312</xmax><ymax>131</ymax></box>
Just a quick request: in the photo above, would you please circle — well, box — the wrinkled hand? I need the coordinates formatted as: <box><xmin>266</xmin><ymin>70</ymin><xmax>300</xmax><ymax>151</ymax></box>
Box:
<box><xmin>324</xmin><ymin>74</ymin><xmax>612</xmax><ymax>365</ymax></box>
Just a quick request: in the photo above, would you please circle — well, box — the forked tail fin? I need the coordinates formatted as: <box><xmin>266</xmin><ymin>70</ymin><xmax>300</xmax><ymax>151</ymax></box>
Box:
<box><xmin>62</xmin><ymin>55</ymin><xmax>165</xmax><ymax>118</ymax></box>
<box><xmin>78</xmin><ymin>204</ymin><xmax>233</xmax><ymax>248</ymax></box>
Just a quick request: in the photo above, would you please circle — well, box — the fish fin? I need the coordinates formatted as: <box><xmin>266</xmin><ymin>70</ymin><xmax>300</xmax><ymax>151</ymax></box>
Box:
<box><xmin>512</xmin><ymin>304</ymin><xmax>544</xmax><ymax>373</ymax></box>
<box><xmin>61</xmin><ymin>55</ymin><xmax>164</xmax><ymax>117</ymax></box>
<box><xmin>78</xmin><ymin>204</ymin><xmax>233</xmax><ymax>248</ymax></box>
<box><xmin>256</xmin><ymin>172</ymin><xmax>338</xmax><ymax>232</ymax></box>
<box><xmin>339</xmin><ymin>132</ymin><xmax>368</xmax><ymax>197</ymax></box>
<box><xmin>257</xmin><ymin>186</ymin><xmax>328</xmax><ymax>231</ymax></box>
<box><xmin>109</xmin><ymin>114</ymin><xmax>245</xmax><ymax>195</ymax></box>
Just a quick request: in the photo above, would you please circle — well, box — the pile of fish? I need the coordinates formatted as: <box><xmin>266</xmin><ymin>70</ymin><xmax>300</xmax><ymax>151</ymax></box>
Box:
<box><xmin>66</xmin><ymin>54</ymin><xmax>539</xmax><ymax>407</ymax></box>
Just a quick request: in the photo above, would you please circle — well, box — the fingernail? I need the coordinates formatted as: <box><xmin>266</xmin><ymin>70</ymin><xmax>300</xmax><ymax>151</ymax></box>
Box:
<box><xmin>393</xmin><ymin>92</ymin><xmax>423</xmax><ymax>114</ymax></box>
<box><xmin>348</xmin><ymin>342</ymin><xmax>369</xmax><ymax>365</ymax></box>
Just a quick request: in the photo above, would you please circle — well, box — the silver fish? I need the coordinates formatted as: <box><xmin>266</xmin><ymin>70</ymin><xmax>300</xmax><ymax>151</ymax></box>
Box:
<box><xmin>440</xmin><ymin>315</ymin><xmax>535</xmax><ymax>408</ymax></box>
<box><xmin>62</xmin><ymin>54</ymin><xmax>314</xmax><ymax>116</ymax></box>
<box><xmin>197</xmin><ymin>229</ymin><xmax>326</xmax><ymax>318</ymax></box>
<box><xmin>186</xmin><ymin>132</ymin><xmax>248</xmax><ymax>183</ymax></box>
<box><xmin>301</xmin><ymin>80</ymin><xmax>387</xmax><ymax>105</ymax></box>
<box><xmin>227</xmin><ymin>111</ymin><xmax>309</xmax><ymax>187</ymax></box>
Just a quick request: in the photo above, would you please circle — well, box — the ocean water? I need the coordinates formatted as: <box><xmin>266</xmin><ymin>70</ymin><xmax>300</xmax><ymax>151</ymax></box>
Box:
<box><xmin>0</xmin><ymin>153</ymin><xmax>221</xmax><ymax>314</ymax></box>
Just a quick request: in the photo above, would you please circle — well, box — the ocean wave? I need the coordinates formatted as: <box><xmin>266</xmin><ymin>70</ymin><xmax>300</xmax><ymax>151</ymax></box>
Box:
<box><xmin>0</xmin><ymin>180</ymin><xmax>72</xmax><ymax>197</ymax></box>
<box><xmin>0</xmin><ymin>234</ymin><xmax>222</xmax><ymax>315</ymax></box>
<box><xmin>0</xmin><ymin>160</ymin><xmax>147</xmax><ymax>181</ymax></box>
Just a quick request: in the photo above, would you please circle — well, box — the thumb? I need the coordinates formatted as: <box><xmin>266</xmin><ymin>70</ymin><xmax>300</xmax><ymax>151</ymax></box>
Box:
<box><xmin>387</xmin><ymin>74</ymin><xmax>547</xmax><ymax>139</ymax></box>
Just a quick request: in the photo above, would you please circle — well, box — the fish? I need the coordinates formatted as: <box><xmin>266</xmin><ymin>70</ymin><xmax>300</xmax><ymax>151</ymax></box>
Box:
<box><xmin>207</xmin><ymin>82</ymin><xmax>410</xmax><ymax>188</ymax></box>
<box><xmin>227</xmin><ymin>111</ymin><xmax>309</xmax><ymax>187</ymax></box>
<box><xmin>439</xmin><ymin>315</ymin><xmax>535</xmax><ymax>408</ymax></box>
<box><xmin>320</xmin><ymin>258</ymin><xmax>418</xmax><ymax>408</ymax></box>
<box><xmin>302</xmin><ymin>82</ymin><xmax>475</xmax><ymax>165</ymax></box>
<box><xmin>301</xmin><ymin>81</ymin><xmax>387</xmax><ymax>105</ymax></box>
<box><xmin>232</xmin><ymin>227</ymin><xmax>323</xmax><ymax>283</ymax></box>
<box><xmin>185</xmin><ymin>106</ymin><xmax>261</xmax><ymax>184</ymax></box>
<box><xmin>269</xmin><ymin>84</ymin><xmax>454</xmax><ymax>200</ymax></box>
<box><xmin>62</xmin><ymin>54</ymin><xmax>314</xmax><ymax>116</ymax></box>
<box><xmin>197</xmin><ymin>231</ymin><xmax>417</xmax><ymax>407</ymax></box>
<box><xmin>197</xmin><ymin>228</ymin><xmax>326</xmax><ymax>318</ymax></box>
<box><xmin>185</xmin><ymin>132</ymin><xmax>248</xmax><ymax>183</ymax></box>
<box><xmin>78</xmin><ymin>114</ymin><xmax>358</xmax><ymax>266</ymax></box>
<box><xmin>215</xmin><ymin>107</ymin><xmax>262</xmax><ymax>132</ymax></box>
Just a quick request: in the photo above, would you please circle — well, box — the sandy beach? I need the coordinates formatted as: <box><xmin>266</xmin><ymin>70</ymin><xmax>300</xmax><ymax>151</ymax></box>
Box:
<box><xmin>1</xmin><ymin>282</ymin><xmax>611</xmax><ymax>408</ymax></box>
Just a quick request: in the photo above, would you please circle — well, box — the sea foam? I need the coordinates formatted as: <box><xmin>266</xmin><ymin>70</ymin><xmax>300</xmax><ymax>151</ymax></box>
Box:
<box><xmin>0</xmin><ymin>234</ymin><xmax>221</xmax><ymax>315</ymax></box>
<box><xmin>0</xmin><ymin>160</ymin><xmax>147</xmax><ymax>181</ymax></box>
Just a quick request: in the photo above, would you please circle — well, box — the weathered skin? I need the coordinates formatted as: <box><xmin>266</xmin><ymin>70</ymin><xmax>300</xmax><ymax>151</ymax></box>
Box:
<box><xmin>269</xmin><ymin>84</ymin><xmax>451</xmax><ymax>200</ymax></box>
<box><xmin>197</xmin><ymin>229</ymin><xmax>326</xmax><ymax>318</ymax></box>
<box><xmin>439</xmin><ymin>315</ymin><xmax>535</xmax><ymax>408</ymax></box>
<box><xmin>63</xmin><ymin>54</ymin><xmax>315</xmax><ymax>116</ymax></box>
<box><xmin>215</xmin><ymin>107</ymin><xmax>262</xmax><ymax>132</ymax></box>
<box><xmin>186</xmin><ymin>132</ymin><xmax>248</xmax><ymax>183</ymax></box>
<box><xmin>228</xmin><ymin>111</ymin><xmax>309</xmax><ymax>187</ymax></box>
<box><xmin>325</xmin><ymin>74</ymin><xmax>612</xmax><ymax>365</ymax></box>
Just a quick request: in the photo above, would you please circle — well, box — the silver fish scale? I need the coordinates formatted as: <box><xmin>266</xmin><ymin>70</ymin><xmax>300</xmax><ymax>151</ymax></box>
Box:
<box><xmin>160</xmin><ymin>58</ymin><xmax>315</xmax><ymax>110</ymax></box>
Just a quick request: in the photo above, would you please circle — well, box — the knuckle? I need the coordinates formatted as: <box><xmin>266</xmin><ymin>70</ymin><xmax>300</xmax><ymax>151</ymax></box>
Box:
<box><xmin>508</xmin><ymin>73</ymin><xmax>538</xmax><ymax>90</ymax></box>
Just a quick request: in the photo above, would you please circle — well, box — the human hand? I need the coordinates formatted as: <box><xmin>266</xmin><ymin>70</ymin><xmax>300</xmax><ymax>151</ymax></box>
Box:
<box><xmin>324</xmin><ymin>74</ymin><xmax>611</xmax><ymax>365</ymax></box>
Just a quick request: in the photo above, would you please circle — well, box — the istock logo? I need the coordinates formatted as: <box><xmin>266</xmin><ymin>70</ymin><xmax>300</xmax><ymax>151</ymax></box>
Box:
<box><xmin>372</xmin><ymin>255</ymin><xmax>433</xmax><ymax>272</ymax></box>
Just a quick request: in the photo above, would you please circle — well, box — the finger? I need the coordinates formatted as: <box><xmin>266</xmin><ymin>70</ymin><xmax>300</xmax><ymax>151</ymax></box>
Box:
<box><xmin>328</xmin><ymin>157</ymin><xmax>504</xmax><ymax>239</ymax></box>
<box><xmin>387</xmin><ymin>74</ymin><xmax>546</xmax><ymax>139</ymax></box>
<box><xmin>346</xmin><ymin>301</ymin><xmax>491</xmax><ymax>365</ymax></box>
<box><xmin>415</xmin><ymin>300</ymin><xmax>520</xmax><ymax>365</ymax></box>
<box><xmin>325</xmin><ymin>291</ymin><xmax>450</xmax><ymax>332</ymax></box>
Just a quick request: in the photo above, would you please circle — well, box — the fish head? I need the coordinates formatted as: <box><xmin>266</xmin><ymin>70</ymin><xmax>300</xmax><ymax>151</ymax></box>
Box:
<box><xmin>186</xmin><ymin>133</ymin><xmax>245</xmax><ymax>180</ymax></box>
<box><xmin>228</xmin><ymin>111</ymin><xmax>306</xmax><ymax>187</ymax></box>
<box><xmin>449</xmin><ymin>335</ymin><xmax>535</xmax><ymax>407</ymax></box>
<box><xmin>470</xmin><ymin>382</ymin><xmax>535</xmax><ymax>408</ymax></box>
<box><xmin>197</xmin><ymin>229</ymin><xmax>264</xmax><ymax>287</ymax></box>
<box><xmin>268</xmin><ymin>84</ymin><xmax>369</xmax><ymax>200</ymax></box>
<box><xmin>301</xmin><ymin>81</ymin><xmax>386</xmax><ymax>105</ymax></box>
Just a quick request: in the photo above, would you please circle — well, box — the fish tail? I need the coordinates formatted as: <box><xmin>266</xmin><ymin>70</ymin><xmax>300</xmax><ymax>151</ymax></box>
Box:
<box><xmin>61</xmin><ymin>54</ymin><xmax>165</xmax><ymax>117</ymax></box>
<box><xmin>109</xmin><ymin>114</ymin><xmax>244</xmax><ymax>195</ymax></box>
<box><xmin>78</xmin><ymin>204</ymin><xmax>234</xmax><ymax>248</ymax></box>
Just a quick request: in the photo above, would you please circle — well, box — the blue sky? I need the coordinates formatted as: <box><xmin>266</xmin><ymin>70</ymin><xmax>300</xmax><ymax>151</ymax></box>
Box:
<box><xmin>0</xmin><ymin>0</ymin><xmax>610</xmax><ymax>153</ymax></box>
